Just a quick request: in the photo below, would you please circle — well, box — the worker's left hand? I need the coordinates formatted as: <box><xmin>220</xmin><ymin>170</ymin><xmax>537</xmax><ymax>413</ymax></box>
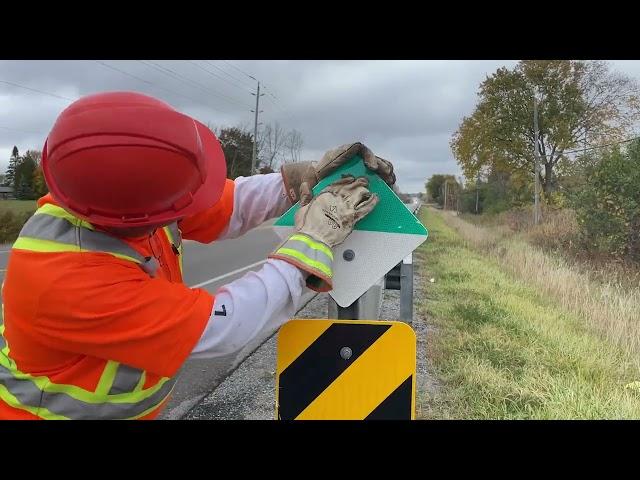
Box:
<box><xmin>280</xmin><ymin>142</ymin><xmax>395</xmax><ymax>205</ymax></box>
<box><xmin>269</xmin><ymin>175</ymin><xmax>379</xmax><ymax>292</ymax></box>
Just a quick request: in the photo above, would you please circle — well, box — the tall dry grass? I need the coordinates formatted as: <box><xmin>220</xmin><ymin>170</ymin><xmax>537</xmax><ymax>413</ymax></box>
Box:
<box><xmin>437</xmin><ymin>209</ymin><xmax>640</xmax><ymax>360</ymax></box>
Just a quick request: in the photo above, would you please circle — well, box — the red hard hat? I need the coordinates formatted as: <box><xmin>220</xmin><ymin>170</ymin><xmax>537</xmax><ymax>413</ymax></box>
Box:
<box><xmin>42</xmin><ymin>91</ymin><xmax>227</xmax><ymax>227</ymax></box>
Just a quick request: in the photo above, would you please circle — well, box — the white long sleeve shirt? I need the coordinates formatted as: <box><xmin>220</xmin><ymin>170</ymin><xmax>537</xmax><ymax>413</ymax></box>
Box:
<box><xmin>189</xmin><ymin>173</ymin><xmax>307</xmax><ymax>359</ymax></box>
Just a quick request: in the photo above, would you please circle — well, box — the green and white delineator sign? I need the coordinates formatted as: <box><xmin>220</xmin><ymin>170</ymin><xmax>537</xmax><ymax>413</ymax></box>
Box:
<box><xmin>274</xmin><ymin>155</ymin><xmax>428</xmax><ymax>307</ymax></box>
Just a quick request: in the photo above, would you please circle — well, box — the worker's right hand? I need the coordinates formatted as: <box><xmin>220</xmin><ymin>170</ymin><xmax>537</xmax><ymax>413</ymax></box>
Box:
<box><xmin>269</xmin><ymin>175</ymin><xmax>379</xmax><ymax>292</ymax></box>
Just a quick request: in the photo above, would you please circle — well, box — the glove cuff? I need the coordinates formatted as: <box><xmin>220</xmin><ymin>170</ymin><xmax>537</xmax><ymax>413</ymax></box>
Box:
<box><xmin>268</xmin><ymin>233</ymin><xmax>333</xmax><ymax>292</ymax></box>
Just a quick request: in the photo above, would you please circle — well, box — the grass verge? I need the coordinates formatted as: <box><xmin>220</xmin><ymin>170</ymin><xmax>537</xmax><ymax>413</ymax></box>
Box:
<box><xmin>417</xmin><ymin>207</ymin><xmax>640</xmax><ymax>419</ymax></box>
<box><xmin>0</xmin><ymin>200</ymin><xmax>37</xmax><ymax>215</ymax></box>
<box><xmin>0</xmin><ymin>200</ymin><xmax>36</xmax><ymax>243</ymax></box>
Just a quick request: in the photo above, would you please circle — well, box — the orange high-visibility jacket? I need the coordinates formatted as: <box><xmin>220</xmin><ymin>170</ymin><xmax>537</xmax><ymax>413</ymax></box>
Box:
<box><xmin>0</xmin><ymin>180</ymin><xmax>235</xmax><ymax>420</ymax></box>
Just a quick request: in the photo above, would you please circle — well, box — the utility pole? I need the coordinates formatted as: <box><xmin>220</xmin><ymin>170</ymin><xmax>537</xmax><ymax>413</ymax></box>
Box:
<box><xmin>584</xmin><ymin>124</ymin><xmax>588</xmax><ymax>157</ymax></box>
<box><xmin>533</xmin><ymin>91</ymin><xmax>541</xmax><ymax>225</ymax></box>
<box><xmin>475</xmin><ymin>170</ymin><xmax>480</xmax><ymax>214</ymax></box>
<box><xmin>250</xmin><ymin>80</ymin><xmax>264</xmax><ymax>176</ymax></box>
<box><xmin>443</xmin><ymin>180</ymin><xmax>448</xmax><ymax>210</ymax></box>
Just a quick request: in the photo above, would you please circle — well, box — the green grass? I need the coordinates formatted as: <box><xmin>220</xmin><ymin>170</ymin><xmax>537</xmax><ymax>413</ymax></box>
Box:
<box><xmin>0</xmin><ymin>200</ymin><xmax>36</xmax><ymax>243</ymax></box>
<box><xmin>0</xmin><ymin>199</ymin><xmax>37</xmax><ymax>215</ymax></box>
<box><xmin>416</xmin><ymin>208</ymin><xmax>640</xmax><ymax>419</ymax></box>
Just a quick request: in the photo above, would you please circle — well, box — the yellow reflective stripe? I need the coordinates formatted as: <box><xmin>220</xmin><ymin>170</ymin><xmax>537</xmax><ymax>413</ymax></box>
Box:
<box><xmin>289</xmin><ymin>234</ymin><xmax>333</xmax><ymax>260</ymax></box>
<box><xmin>1</xmin><ymin>342</ymin><xmax>12</xmax><ymax>368</ymax></box>
<box><xmin>109</xmin><ymin>252</ymin><xmax>142</xmax><ymax>264</ymax></box>
<box><xmin>164</xmin><ymin>225</ymin><xmax>184</xmax><ymax>275</ymax></box>
<box><xmin>163</xmin><ymin>226</ymin><xmax>175</xmax><ymax>244</ymax></box>
<box><xmin>276</xmin><ymin>248</ymin><xmax>332</xmax><ymax>277</ymax></box>
<box><xmin>134</xmin><ymin>371</ymin><xmax>147</xmax><ymax>393</ymax></box>
<box><xmin>0</xmin><ymin>324</ymin><xmax>13</xmax><ymax>369</ymax></box>
<box><xmin>35</xmin><ymin>204</ymin><xmax>94</xmax><ymax>230</ymax></box>
<box><xmin>0</xmin><ymin>383</ymin><xmax>68</xmax><ymax>420</ymax></box>
<box><xmin>0</xmin><ymin>349</ymin><xmax>169</xmax><ymax>404</ymax></box>
<box><xmin>163</xmin><ymin>226</ymin><xmax>173</xmax><ymax>244</ymax></box>
<box><xmin>95</xmin><ymin>360</ymin><xmax>119</xmax><ymax>396</ymax></box>
<box><xmin>12</xmin><ymin>237</ymin><xmax>142</xmax><ymax>264</ymax></box>
<box><xmin>13</xmin><ymin>236</ymin><xmax>81</xmax><ymax>253</ymax></box>
<box><xmin>127</xmin><ymin>385</ymin><xmax>174</xmax><ymax>419</ymax></box>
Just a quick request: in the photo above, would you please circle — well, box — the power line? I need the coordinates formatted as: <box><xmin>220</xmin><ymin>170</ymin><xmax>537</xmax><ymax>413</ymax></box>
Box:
<box><xmin>263</xmin><ymin>94</ymin><xmax>294</xmax><ymax>121</ymax></box>
<box><xmin>137</xmin><ymin>60</ymin><xmax>248</xmax><ymax>107</ymax></box>
<box><xmin>94</xmin><ymin>60</ymin><xmax>209</xmax><ymax>106</ymax></box>
<box><xmin>222</xmin><ymin>60</ymin><xmax>256</xmax><ymax>82</ymax></box>
<box><xmin>138</xmin><ymin>60</ymin><xmax>252</xmax><ymax>110</ymax></box>
<box><xmin>186</xmin><ymin>60</ymin><xmax>254</xmax><ymax>94</ymax></box>
<box><xmin>200</xmin><ymin>61</ymin><xmax>256</xmax><ymax>91</ymax></box>
<box><xmin>260</xmin><ymin>84</ymin><xmax>295</xmax><ymax>120</ymax></box>
<box><xmin>217</xmin><ymin>61</ymin><xmax>295</xmax><ymax>121</ymax></box>
<box><xmin>261</xmin><ymin>83</ymin><xmax>281</xmax><ymax>99</ymax></box>
<box><xmin>207</xmin><ymin>61</ymin><xmax>256</xmax><ymax>89</ymax></box>
<box><xmin>0</xmin><ymin>79</ymin><xmax>75</xmax><ymax>102</ymax></box>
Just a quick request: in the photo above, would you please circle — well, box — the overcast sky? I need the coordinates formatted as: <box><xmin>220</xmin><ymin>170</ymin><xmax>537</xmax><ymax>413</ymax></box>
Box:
<box><xmin>2</xmin><ymin>60</ymin><xmax>640</xmax><ymax>193</ymax></box>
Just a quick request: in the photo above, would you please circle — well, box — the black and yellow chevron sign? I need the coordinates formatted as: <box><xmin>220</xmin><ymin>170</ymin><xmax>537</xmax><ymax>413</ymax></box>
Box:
<box><xmin>276</xmin><ymin>319</ymin><xmax>416</xmax><ymax>420</ymax></box>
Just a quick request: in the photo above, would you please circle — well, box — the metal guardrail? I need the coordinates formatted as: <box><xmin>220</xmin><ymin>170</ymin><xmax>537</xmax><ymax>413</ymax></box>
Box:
<box><xmin>328</xmin><ymin>199</ymin><xmax>421</xmax><ymax>322</ymax></box>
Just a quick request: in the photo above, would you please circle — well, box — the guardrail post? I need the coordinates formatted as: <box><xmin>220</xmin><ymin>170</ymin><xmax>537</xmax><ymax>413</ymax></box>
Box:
<box><xmin>399</xmin><ymin>253</ymin><xmax>413</xmax><ymax>323</ymax></box>
<box><xmin>328</xmin><ymin>277</ymin><xmax>384</xmax><ymax>320</ymax></box>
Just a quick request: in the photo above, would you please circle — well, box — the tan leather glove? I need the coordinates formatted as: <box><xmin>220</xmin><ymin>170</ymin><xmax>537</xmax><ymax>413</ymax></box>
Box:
<box><xmin>280</xmin><ymin>142</ymin><xmax>395</xmax><ymax>205</ymax></box>
<box><xmin>269</xmin><ymin>175</ymin><xmax>379</xmax><ymax>292</ymax></box>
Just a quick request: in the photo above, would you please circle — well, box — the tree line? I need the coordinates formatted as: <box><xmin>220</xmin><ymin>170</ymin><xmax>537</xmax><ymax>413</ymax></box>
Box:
<box><xmin>2</xmin><ymin>121</ymin><xmax>305</xmax><ymax>199</ymax></box>
<box><xmin>2</xmin><ymin>146</ymin><xmax>48</xmax><ymax>199</ymax></box>
<box><xmin>209</xmin><ymin>121</ymin><xmax>304</xmax><ymax>179</ymax></box>
<box><xmin>427</xmin><ymin>60</ymin><xmax>640</xmax><ymax>263</ymax></box>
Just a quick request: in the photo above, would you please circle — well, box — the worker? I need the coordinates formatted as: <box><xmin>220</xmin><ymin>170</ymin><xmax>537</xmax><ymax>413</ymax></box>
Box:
<box><xmin>0</xmin><ymin>91</ymin><xmax>396</xmax><ymax>420</ymax></box>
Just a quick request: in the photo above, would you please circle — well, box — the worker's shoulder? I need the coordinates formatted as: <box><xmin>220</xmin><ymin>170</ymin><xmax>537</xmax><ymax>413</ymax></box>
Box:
<box><xmin>8</xmin><ymin>248</ymin><xmax>148</xmax><ymax>291</ymax></box>
<box><xmin>4</xmin><ymin>250</ymin><xmax>152</xmax><ymax>326</ymax></box>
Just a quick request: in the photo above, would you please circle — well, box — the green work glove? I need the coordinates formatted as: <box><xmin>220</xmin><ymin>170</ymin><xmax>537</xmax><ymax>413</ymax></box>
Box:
<box><xmin>280</xmin><ymin>142</ymin><xmax>395</xmax><ymax>205</ymax></box>
<box><xmin>269</xmin><ymin>175</ymin><xmax>379</xmax><ymax>292</ymax></box>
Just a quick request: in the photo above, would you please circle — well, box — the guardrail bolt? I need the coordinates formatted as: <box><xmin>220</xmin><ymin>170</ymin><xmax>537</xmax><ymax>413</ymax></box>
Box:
<box><xmin>340</xmin><ymin>347</ymin><xmax>353</xmax><ymax>360</ymax></box>
<box><xmin>343</xmin><ymin>249</ymin><xmax>355</xmax><ymax>261</ymax></box>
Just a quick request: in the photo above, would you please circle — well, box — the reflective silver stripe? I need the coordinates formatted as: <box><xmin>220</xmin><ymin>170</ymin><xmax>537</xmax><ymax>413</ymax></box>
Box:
<box><xmin>1</xmin><ymin>327</ymin><xmax>172</xmax><ymax>419</ymax></box>
<box><xmin>281</xmin><ymin>237</ymin><xmax>334</xmax><ymax>270</ymax></box>
<box><xmin>108</xmin><ymin>364</ymin><xmax>145</xmax><ymax>395</ymax></box>
<box><xmin>166</xmin><ymin>222</ymin><xmax>182</xmax><ymax>249</ymax></box>
<box><xmin>19</xmin><ymin>213</ymin><xmax>147</xmax><ymax>264</ymax></box>
<box><xmin>0</xmin><ymin>360</ymin><xmax>176</xmax><ymax>420</ymax></box>
<box><xmin>21</xmin><ymin>212</ymin><xmax>81</xmax><ymax>245</ymax></box>
<box><xmin>141</xmin><ymin>257</ymin><xmax>159</xmax><ymax>277</ymax></box>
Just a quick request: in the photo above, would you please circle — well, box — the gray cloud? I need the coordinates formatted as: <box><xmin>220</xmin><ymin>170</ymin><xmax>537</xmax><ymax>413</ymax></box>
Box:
<box><xmin>2</xmin><ymin>60</ymin><xmax>637</xmax><ymax>193</ymax></box>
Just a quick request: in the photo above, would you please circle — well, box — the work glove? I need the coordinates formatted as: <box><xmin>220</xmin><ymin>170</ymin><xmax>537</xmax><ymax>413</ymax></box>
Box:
<box><xmin>269</xmin><ymin>175</ymin><xmax>379</xmax><ymax>292</ymax></box>
<box><xmin>280</xmin><ymin>142</ymin><xmax>395</xmax><ymax>206</ymax></box>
